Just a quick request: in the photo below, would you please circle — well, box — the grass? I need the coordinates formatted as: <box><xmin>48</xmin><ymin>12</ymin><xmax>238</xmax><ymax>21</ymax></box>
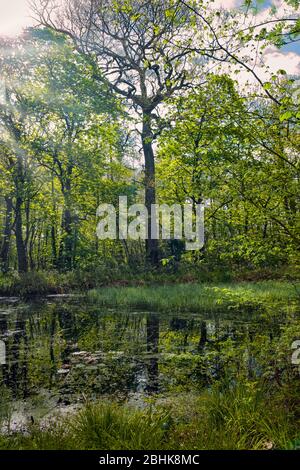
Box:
<box><xmin>0</xmin><ymin>380</ymin><xmax>299</xmax><ymax>450</ymax></box>
<box><xmin>87</xmin><ymin>281</ymin><xmax>300</xmax><ymax>313</ymax></box>
<box><xmin>0</xmin><ymin>263</ymin><xmax>298</xmax><ymax>298</ymax></box>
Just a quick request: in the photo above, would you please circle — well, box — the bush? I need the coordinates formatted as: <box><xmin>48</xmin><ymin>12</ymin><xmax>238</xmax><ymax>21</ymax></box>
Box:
<box><xmin>12</xmin><ymin>272</ymin><xmax>58</xmax><ymax>298</ymax></box>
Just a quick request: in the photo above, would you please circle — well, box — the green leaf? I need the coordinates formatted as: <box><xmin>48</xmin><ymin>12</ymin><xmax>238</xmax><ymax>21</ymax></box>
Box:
<box><xmin>279</xmin><ymin>111</ymin><xmax>293</xmax><ymax>122</ymax></box>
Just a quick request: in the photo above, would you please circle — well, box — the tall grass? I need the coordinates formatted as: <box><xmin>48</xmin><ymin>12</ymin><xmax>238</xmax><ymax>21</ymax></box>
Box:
<box><xmin>72</xmin><ymin>403</ymin><xmax>169</xmax><ymax>450</ymax></box>
<box><xmin>88</xmin><ymin>281</ymin><xmax>300</xmax><ymax>313</ymax></box>
<box><xmin>197</xmin><ymin>382</ymin><xmax>293</xmax><ymax>449</ymax></box>
<box><xmin>0</xmin><ymin>381</ymin><xmax>299</xmax><ymax>450</ymax></box>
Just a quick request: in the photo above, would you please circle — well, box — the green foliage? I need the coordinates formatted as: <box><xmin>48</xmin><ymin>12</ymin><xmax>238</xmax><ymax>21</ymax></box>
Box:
<box><xmin>12</xmin><ymin>272</ymin><xmax>59</xmax><ymax>298</ymax></box>
<box><xmin>0</xmin><ymin>5</ymin><xmax>299</xmax><ymax>275</ymax></box>
<box><xmin>157</xmin><ymin>74</ymin><xmax>299</xmax><ymax>269</ymax></box>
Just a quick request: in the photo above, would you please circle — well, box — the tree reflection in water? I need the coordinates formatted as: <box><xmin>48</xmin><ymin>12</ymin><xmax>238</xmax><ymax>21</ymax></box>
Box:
<box><xmin>0</xmin><ymin>298</ymin><xmax>287</xmax><ymax>411</ymax></box>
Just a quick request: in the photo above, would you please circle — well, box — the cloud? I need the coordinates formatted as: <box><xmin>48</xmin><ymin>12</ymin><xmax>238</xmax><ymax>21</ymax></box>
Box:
<box><xmin>217</xmin><ymin>46</ymin><xmax>300</xmax><ymax>90</ymax></box>
<box><xmin>208</xmin><ymin>0</ymin><xmax>300</xmax><ymax>88</ymax></box>
<box><xmin>211</xmin><ymin>0</ymin><xmax>241</xmax><ymax>8</ymax></box>
<box><xmin>263</xmin><ymin>46</ymin><xmax>300</xmax><ymax>75</ymax></box>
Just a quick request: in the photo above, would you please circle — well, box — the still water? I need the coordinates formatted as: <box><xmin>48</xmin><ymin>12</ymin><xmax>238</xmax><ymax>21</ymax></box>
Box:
<box><xmin>0</xmin><ymin>295</ymin><xmax>284</xmax><ymax>425</ymax></box>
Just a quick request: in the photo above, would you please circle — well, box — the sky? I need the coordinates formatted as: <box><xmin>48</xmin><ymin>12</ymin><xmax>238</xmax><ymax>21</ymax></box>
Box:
<box><xmin>0</xmin><ymin>0</ymin><xmax>33</xmax><ymax>36</ymax></box>
<box><xmin>0</xmin><ymin>0</ymin><xmax>299</xmax><ymax>79</ymax></box>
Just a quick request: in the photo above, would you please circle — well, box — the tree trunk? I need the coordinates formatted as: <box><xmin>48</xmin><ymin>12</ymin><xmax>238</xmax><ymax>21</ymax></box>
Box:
<box><xmin>0</xmin><ymin>196</ymin><xmax>13</xmax><ymax>272</ymax></box>
<box><xmin>142</xmin><ymin>111</ymin><xmax>159</xmax><ymax>266</ymax></box>
<box><xmin>59</xmin><ymin>207</ymin><xmax>73</xmax><ymax>271</ymax></box>
<box><xmin>15</xmin><ymin>196</ymin><xmax>28</xmax><ymax>273</ymax></box>
<box><xmin>51</xmin><ymin>225</ymin><xmax>58</xmax><ymax>267</ymax></box>
<box><xmin>29</xmin><ymin>224</ymin><xmax>36</xmax><ymax>271</ymax></box>
<box><xmin>58</xmin><ymin>177</ymin><xmax>73</xmax><ymax>271</ymax></box>
<box><xmin>13</xmin><ymin>153</ymin><xmax>28</xmax><ymax>273</ymax></box>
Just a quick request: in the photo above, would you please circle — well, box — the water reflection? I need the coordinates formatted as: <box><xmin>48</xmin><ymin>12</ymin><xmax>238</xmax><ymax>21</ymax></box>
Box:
<box><xmin>146</xmin><ymin>314</ymin><xmax>159</xmax><ymax>393</ymax></box>
<box><xmin>0</xmin><ymin>298</ymin><xmax>284</xmax><ymax>410</ymax></box>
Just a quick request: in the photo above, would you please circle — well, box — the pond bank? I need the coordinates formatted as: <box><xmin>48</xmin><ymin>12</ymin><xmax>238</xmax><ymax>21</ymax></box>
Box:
<box><xmin>0</xmin><ymin>267</ymin><xmax>298</xmax><ymax>298</ymax></box>
<box><xmin>1</xmin><ymin>384</ymin><xmax>300</xmax><ymax>450</ymax></box>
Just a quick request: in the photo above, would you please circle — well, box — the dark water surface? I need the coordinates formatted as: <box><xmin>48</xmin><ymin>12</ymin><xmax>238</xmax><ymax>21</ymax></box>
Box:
<box><xmin>0</xmin><ymin>296</ymin><xmax>284</xmax><ymax>425</ymax></box>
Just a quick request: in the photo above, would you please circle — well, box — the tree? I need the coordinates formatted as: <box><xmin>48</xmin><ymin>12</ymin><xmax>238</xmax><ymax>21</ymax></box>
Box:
<box><xmin>32</xmin><ymin>0</ymin><xmax>215</xmax><ymax>264</ymax></box>
<box><xmin>24</xmin><ymin>30</ymin><xmax>121</xmax><ymax>269</ymax></box>
<box><xmin>157</xmin><ymin>74</ymin><xmax>299</xmax><ymax>268</ymax></box>
<box><xmin>0</xmin><ymin>52</ymin><xmax>33</xmax><ymax>273</ymax></box>
<box><xmin>0</xmin><ymin>141</ymin><xmax>14</xmax><ymax>272</ymax></box>
<box><xmin>0</xmin><ymin>31</ymin><xmax>129</xmax><ymax>272</ymax></box>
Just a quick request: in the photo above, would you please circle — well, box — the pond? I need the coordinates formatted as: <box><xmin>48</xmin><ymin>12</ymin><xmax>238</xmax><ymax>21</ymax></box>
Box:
<box><xmin>0</xmin><ymin>295</ymin><xmax>287</xmax><ymax>428</ymax></box>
